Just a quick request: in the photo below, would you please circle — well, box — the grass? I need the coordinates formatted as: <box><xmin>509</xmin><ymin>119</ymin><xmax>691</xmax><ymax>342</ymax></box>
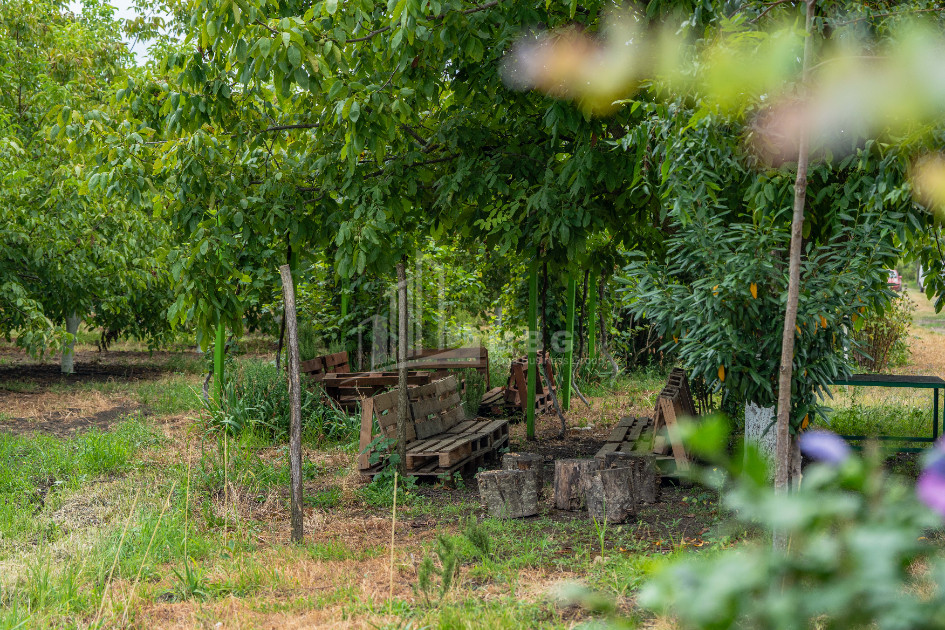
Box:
<box><xmin>0</xmin><ymin>347</ymin><xmax>714</xmax><ymax>628</ymax></box>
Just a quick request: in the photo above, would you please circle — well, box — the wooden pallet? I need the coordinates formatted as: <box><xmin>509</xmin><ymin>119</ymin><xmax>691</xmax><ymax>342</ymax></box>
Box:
<box><xmin>650</xmin><ymin>368</ymin><xmax>697</xmax><ymax>473</ymax></box>
<box><xmin>404</xmin><ymin>346</ymin><xmax>491</xmax><ymax>390</ymax></box>
<box><xmin>302</xmin><ymin>349</ymin><xmax>435</xmax><ymax>411</ymax></box>
<box><xmin>595</xmin><ymin>416</ymin><xmax>653</xmax><ymax>460</ymax></box>
<box><xmin>503</xmin><ymin>352</ymin><xmax>555</xmax><ymax>414</ymax></box>
<box><xmin>359</xmin><ymin>376</ymin><xmax>509</xmax><ymax>477</ymax></box>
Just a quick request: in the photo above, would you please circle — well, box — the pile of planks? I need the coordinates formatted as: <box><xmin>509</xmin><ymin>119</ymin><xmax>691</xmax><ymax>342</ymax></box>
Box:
<box><xmin>301</xmin><ymin>351</ymin><xmax>434</xmax><ymax>411</ymax></box>
<box><xmin>404</xmin><ymin>346</ymin><xmax>491</xmax><ymax>390</ymax></box>
<box><xmin>480</xmin><ymin>351</ymin><xmax>555</xmax><ymax>416</ymax></box>
<box><xmin>359</xmin><ymin>376</ymin><xmax>509</xmax><ymax>477</ymax></box>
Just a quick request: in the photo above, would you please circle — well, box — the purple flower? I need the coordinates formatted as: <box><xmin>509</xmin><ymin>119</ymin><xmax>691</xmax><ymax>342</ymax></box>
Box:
<box><xmin>918</xmin><ymin>448</ymin><xmax>945</xmax><ymax>517</ymax></box>
<box><xmin>799</xmin><ymin>430</ymin><xmax>851</xmax><ymax>465</ymax></box>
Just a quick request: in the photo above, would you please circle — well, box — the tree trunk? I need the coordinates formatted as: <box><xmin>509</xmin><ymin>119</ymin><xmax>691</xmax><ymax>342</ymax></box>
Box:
<box><xmin>562</xmin><ymin>274</ymin><xmax>577</xmax><ymax>411</ymax></box>
<box><xmin>279</xmin><ymin>264</ymin><xmax>304</xmax><ymax>543</ymax></box>
<box><xmin>554</xmin><ymin>459</ymin><xmax>599</xmax><ymax>511</ymax></box>
<box><xmin>396</xmin><ymin>261</ymin><xmax>409</xmax><ymax>476</ymax></box>
<box><xmin>502</xmin><ymin>452</ymin><xmax>543</xmax><ymax>482</ymax></box>
<box><xmin>588</xmin><ymin>270</ymin><xmax>598</xmax><ymax>360</ymax></box>
<box><xmin>541</xmin><ymin>261</ymin><xmax>551</xmax><ymax>353</ymax></box>
<box><xmin>587</xmin><ymin>467</ymin><xmax>637</xmax><ymax>524</ymax></box>
<box><xmin>775</xmin><ymin>0</ymin><xmax>816</xmax><ymax>498</ymax></box>
<box><xmin>526</xmin><ymin>257</ymin><xmax>539</xmax><ymax>440</ymax></box>
<box><xmin>599</xmin><ymin>452</ymin><xmax>660</xmax><ymax>504</ymax></box>
<box><xmin>477</xmin><ymin>470</ymin><xmax>538</xmax><ymax>519</ymax></box>
<box><xmin>61</xmin><ymin>313</ymin><xmax>81</xmax><ymax>374</ymax></box>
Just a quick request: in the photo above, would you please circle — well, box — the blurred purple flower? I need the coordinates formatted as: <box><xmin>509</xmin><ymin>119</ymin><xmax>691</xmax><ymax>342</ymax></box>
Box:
<box><xmin>799</xmin><ymin>431</ymin><xmax>851</xmax><ymax>465</ymax></box>
<box><xmin>917</xmin><ymin>448</ymin><xmax>945</xmax><ymax>517</ymax></box>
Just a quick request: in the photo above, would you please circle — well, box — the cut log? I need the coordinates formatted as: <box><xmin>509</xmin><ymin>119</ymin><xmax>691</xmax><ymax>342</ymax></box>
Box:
<box><xmin>587</xmin><ymin>467</ymin><xmax>637</xmax><ymax>524</ymax></box>
<box><xmin>599</xmin><ymin>452</ymin><xmax>660</xmax><ymax>504</ymax></box>
<box><xmin>502</xmin><ymin>452</ymin><xmax>544</xmax><ymax>498</ymax></box>
<box><xmin>554</xmin><ymin>459</ymin><xmax>599</xmax><ymax>511</ymax></box>
<box><xmin>502</xmin><ymin>452</ymin><xmax>543</xmax><ymax>475</ymax></box>
<box><xmin>477</xmin><ymin>469</ymin><xmax>538</xmax><ymax>519</ymax></box>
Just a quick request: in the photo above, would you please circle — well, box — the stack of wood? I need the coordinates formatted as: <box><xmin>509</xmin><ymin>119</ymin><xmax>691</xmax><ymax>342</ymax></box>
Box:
<box><xmin>404</xmin><ymin>346</ymin><xmax>491</xmax><ymax>390</ymax></box>
<box><xmin>301</xmin><ymin>351</ymin><xmax>434</xmax><ymax>411</ymax></box>
<box><xmin>358</xmin><ymin>376</ymin><xmax>509</xmax><ymax>478</ymax></box>
<box><xmin>479</xmin><ymin>351</ymin><xmax>556</xmax><ymax>416</ymax></box>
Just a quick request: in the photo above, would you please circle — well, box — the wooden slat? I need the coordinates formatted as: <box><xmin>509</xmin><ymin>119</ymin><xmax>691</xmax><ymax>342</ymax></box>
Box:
<box><xmin>357</xmin><ymin>397</ymin><xmax>374</xmax><ymax>471</ymax></box>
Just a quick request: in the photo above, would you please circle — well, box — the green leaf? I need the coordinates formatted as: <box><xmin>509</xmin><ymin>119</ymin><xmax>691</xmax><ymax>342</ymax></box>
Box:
<box><xmin>326</xmin><ymin>0</ymin><xmax>338</xmax><ymax>14</ymax></box>
<box><xmin>349</xmin><ymin>101</ymin><xmax>361</xmax><ymax>122</ymax></box>
<box><xmin>257</xmin><ymin>37</ymin><xmax>271</xmax><ymax>58</ymax></box>
<box><xmin>287</xmin><ymin>45</ymin><xmax>301</xmax><ymax>67</ymax></box>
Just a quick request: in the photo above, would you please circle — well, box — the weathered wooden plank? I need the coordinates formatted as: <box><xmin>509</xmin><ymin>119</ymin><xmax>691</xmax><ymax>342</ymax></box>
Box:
<box><xmin>607</xmin><ymin>425</ymin><xmax>630</xmax><ymax>443</ymax></box>
<box><xmin>357</xmin><ymin>397</ymin><xmax>374</xmax><ymax>471</ymax></box>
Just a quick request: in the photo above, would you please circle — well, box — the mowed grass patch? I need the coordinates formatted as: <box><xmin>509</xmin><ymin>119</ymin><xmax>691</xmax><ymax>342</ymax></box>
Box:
<box><xmin>0</xmin><ymin>417</ymin><xmax>161</xmax><ymax>543</ymax></box>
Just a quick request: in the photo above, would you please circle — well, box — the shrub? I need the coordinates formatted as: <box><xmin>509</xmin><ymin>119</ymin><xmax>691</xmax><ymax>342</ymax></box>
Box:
<box><xmin>579</xmin><ymin>418</ymin><xmax>945</xmax><ymax>629</ymax></box>
<box><xmin>850</xmin><ymin>294</ymin><xmax>915</xmax><ymax>372</ymax></box>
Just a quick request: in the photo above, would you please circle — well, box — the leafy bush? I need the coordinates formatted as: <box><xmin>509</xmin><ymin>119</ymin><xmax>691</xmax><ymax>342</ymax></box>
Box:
<box><xmin>851</xmin><ymin>294</ymin><xmax>915</xmax><ymax>372</ymax></box>
<box><xmin>622</xmin><ymin>418</ymin><xmax>945</xmax><ymax>629</ymax></box>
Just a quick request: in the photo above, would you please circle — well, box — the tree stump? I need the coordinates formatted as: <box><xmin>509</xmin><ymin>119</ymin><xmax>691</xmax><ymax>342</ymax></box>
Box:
<box><xmin>477</xmin><ymin>470</ymin><xmax>538</xmax><ymax>519</ymax></box>
<box><xmin>587</xmin><ymin>467</ymin><xmax>637</xmax><ymax>524</ymax></box>
<box><xmin>600</xmin><ymin>452</ymin><xmax>660</xmax><ymax>504</ymax></box>
<box><xmin>554</xmin><ymin>459</ymin><xmax>599</xmax><ymax>511</ymax></box>
<box><xmin>502</xmin><ymin>452</ymin><xmax>544</xmax><ymax>496</ymax></box>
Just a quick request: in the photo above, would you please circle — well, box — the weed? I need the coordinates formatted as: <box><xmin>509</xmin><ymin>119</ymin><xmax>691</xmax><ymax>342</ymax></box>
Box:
<box><xmin>416</xmin><ymin>534</ymin><xmax>461</xmax><ymax>606</ymax></box>
<box><xmin>306</xmin><ymin>487</ymin><xmax>341</xmax><ymax>510</ymax></box>
<box><xmin>172</xmin><ymin>558</ymin><xmax>209</xmax><ymax>601</ymax></box>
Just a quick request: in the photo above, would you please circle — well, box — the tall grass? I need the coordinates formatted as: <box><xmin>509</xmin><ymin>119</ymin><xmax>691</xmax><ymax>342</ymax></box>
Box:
<box><xmin>208</xmin><ymin>359</ymin><xmax>359</xmax><ymax>445</ymax></box>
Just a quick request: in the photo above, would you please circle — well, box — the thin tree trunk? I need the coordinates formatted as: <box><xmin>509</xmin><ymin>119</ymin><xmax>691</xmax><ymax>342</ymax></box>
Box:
<box><xmin>775</xmin><ymin>0</ymin><xmax>816</xmax><ymax>504</ymax></box>
<box><xmin>577</xmin><ymin>270</ymin><xmax>588</xmax><ymax>359</ymax></box>
<box><xmin>276</xmin><ymin>309</ymin><xmax>286</xmax><ymax>371</ymax></box>
<box><xmin>279</xmin><ymin>264</ymin><xmax>304</xmax><ymax>543</ymax></box>
<box><xmin>541</xmin><ymin>262</ymin><xmax>551</xmax><ymax>352</ymax></box>
<box><xmin>61</xmin><ymin>313</ymin><xmax>81</xmax><ymax>374</ymax></box>
<box><xmin>396</xmin><ymin>261</ymin><xmax>409</xmax><ymax>476</ymax></box>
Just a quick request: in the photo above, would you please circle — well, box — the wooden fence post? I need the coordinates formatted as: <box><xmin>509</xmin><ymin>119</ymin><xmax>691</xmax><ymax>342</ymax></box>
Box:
<box><xmin>280</xmin><ymin>264</ymin><xmax>304</xmax><ymax>543</ymax></box>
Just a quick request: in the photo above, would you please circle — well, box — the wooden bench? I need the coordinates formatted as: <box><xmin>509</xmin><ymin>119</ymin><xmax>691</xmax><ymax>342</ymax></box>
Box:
<box><xmin>358</xmin><ymin>376</ymin><xmax>510</xmax><ymax>477</ymax></box>
<box><xmin>404</xmin><ymin>346</ymin><xmax>491</xmax><ymax>389</ymax></box>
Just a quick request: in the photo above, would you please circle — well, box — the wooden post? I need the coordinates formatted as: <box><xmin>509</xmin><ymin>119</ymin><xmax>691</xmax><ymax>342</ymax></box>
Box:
<box><xmin>396</xmin><ymin>261</ymin><xmax>408</xmax><ymax>475</ymax></box>
<box><xmin>562</xmin><ymin>274</ymin><xmax>576</xmax><ymax>411</ymax></box>
<box><xmin>527</xmin><ymin>257</ymin><xmax>538</xmax><ymax>440</ymax></box>
<box><xmin>279</xmin><ymin>264</ymin><xmax>304</xmax><ymax>543</ymax></box>
<box><xmin>587</xmin><ymin>270</ymin><xmax>598</xmax><ymax>360</ymax></box>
